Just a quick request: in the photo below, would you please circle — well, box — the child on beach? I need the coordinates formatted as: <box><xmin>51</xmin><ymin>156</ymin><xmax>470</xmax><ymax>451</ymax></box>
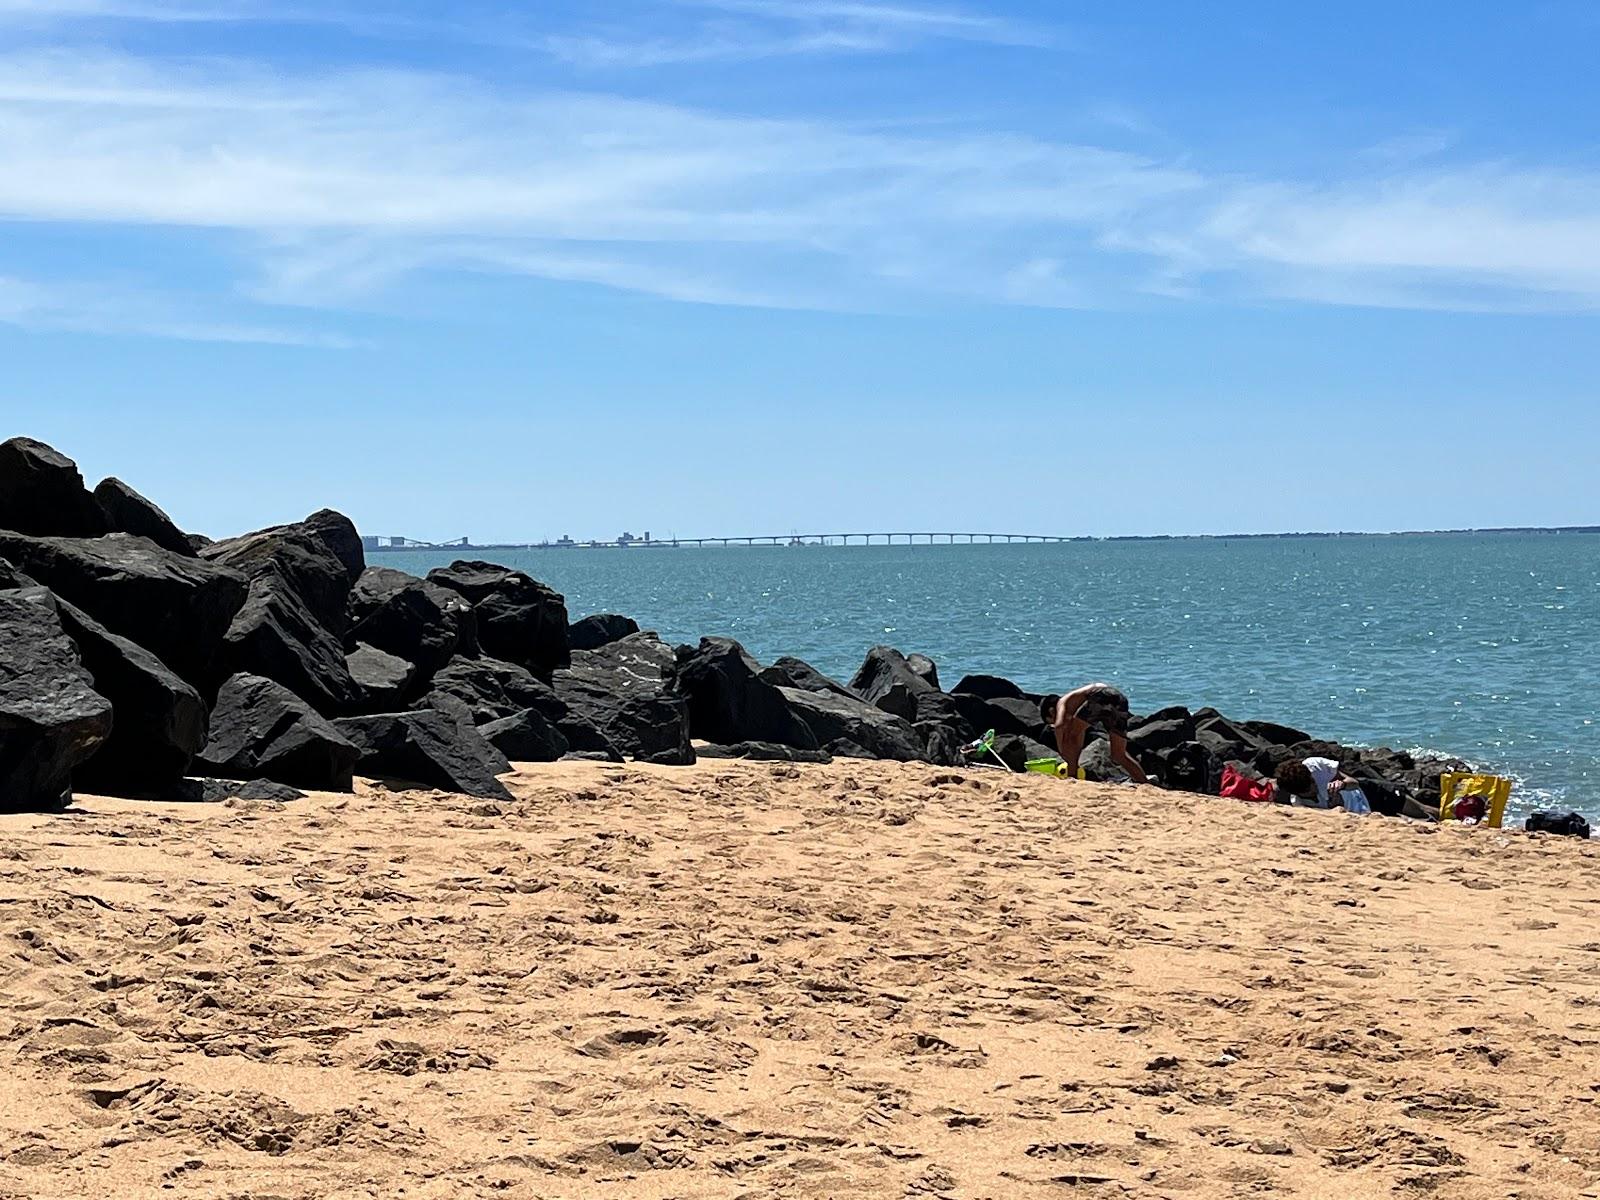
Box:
<box><xmin>1274</xmin><ymin>756</ymin><xmax>1372</xmax><ymax>813</ymax></box>
<box><xmin>1049</xmin><ymin>683</ymin><xmax>1149</xmax><ymax>785</ymax></box>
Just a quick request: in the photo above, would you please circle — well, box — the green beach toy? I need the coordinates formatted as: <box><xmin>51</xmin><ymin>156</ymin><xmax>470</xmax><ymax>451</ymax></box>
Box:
<box><xmin>1025</xmin><ymin>757</ymin><xmax>1086</xmax><ymax>779</ymax></box>
<box><xmin>959</xmin><ymin>728</ymin><xmax>1016</xmax><ymax>772</ymax></box>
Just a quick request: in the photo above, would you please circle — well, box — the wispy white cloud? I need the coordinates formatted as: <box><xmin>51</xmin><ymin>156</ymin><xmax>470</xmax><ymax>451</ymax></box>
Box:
<box><xmin>540</xmin><ymin>0</ymin><xmax>1044</xmax><ymax>68</ymax></box>
<box><xmin>0</xmin><ymin>0</ymin><xmax>1046</xmax><ymax>63</ymax></box>
<box><xmin>1</xmin><ymin>46</ymin><xmax>1599</xmax><ymax>339</ymax></box>
<box><xmin>0</xmin><ymin>272</ymin><xmax>363</xmax><ymax>345</ymax></box>
<box><xmin>0</xmin><ymin>0</ymin><xmax>252</xmax><ymax>21</ymax></box>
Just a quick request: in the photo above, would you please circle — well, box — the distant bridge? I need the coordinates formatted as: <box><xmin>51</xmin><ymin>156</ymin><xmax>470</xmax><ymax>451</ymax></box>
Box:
<box><xmin>366</xmin><ymin>532</ymin><xmax>1082</xmax><ymax>552</ymax></box>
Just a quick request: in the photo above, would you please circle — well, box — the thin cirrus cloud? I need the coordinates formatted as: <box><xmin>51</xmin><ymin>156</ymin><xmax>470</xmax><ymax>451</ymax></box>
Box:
<box><xmin>1</xmin><ymin>46</ymin><xmax>1599</xmax><ymax>346</ymax></box>
<box><xmin>0</xmin><ymin>273</ymin><xmax>363</xmax><ymax>346</ymax></box>
<box><xmin>0</xmin><ymin>0</ymin><xmax>254</xmax><ymax>19</ymax></box>
<box><xmin>0</xmin><ymin>0</ymin><xmax>1044</xmax><ymax>62</ymax></box>
<box><xmin>541</xmin><ymin>0</ymin><xmax>1050</xmax><ymax>66</ymax></box>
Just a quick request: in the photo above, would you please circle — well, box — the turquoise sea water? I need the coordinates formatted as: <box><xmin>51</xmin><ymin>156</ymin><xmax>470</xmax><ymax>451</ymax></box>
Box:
<box><xmin>381</xmin><ymin>534</ymin><xmax>1600</xmax><ymax>820</ymax></box>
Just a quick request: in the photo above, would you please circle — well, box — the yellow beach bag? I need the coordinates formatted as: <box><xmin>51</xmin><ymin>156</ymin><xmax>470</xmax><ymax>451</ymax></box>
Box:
<box><xmin>1439</xmin><ymin>773</ymin><xmax>1512</xmax><ymax>829</ymax></box>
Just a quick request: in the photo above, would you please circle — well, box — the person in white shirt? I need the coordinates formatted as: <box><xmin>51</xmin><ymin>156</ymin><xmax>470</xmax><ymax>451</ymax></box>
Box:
<box><xmin>1274</xmin><ymin>756</ymin><xmax>1371</xmax><ymax>813</ymax></box>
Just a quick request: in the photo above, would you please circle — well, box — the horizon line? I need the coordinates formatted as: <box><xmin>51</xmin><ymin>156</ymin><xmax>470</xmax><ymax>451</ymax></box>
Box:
<box><xmin>362</xmin><ymin>523</ymin><xmax>1600</xmax><ymax>551</ymax></box>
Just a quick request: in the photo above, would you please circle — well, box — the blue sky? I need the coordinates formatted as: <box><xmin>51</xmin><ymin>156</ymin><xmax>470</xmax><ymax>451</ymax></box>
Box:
<box><xmin>1</xmin><ymin>1</ymin><xmax>1597</xmax><ymax>540</ymax></box>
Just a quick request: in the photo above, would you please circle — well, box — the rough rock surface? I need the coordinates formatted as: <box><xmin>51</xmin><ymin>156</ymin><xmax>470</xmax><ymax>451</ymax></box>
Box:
<box><xmin>216</xmin><ymin>572</ymin><xmax>359</xmax><ymax>713</ymax></box>
<box><xmin>194</xmin><ymin>674</ymin><xmax>359</xmax><ymax>792</ymax></box>
<box><xmin>0</xmin><ymin>533</ymin><xmax>247</xmax><ymax>689</ymax></box>
<box><xmin>0</xmin><ymin>436</ymin><xmax>106</xmax><ymax>538</ymax></box>
<box><xmin>950</xmin><ymin>674</ymin><xmax>1025</xmax><ymax>701</ymax></box>
<box><xmin>50</xmin><ymin>593</ymin><xmax>208</xmax><ymax>793</ymax></box>
<box><xmin>92</xmin><ymin>477</ymin><xmax>195</xmax><ymax>556</ymax></box>
<box><xmin>334</xmin><ymin>710</ymin><xmax>514</xmax><ymax>801</ymax></box>
<box><xmin>567</xmin><ymin>613</ymin><xmax>640</xmax><ymax>653</ymax></box>
<box><xmin>758</xmin><ymin>656</ymin><xmax>855</xmax><ymax>699</ymax></box>
<box><xmin>850</xmin><ymin>646</ymin><xmax>940</xmax><ymax>723</ymax></box>
<box><xmin>676</xmin><ymin>637</ymin><xmax>818</xmax><ymax>750</ymax></box>
<box><xmin>426</xmin><ymin>561</ymin><xmax>569</xmax><ymax>674</ymax></box>
<box><xmin>551</xmin><ymin>633</ymin><xmax>692</xmax><ymax>765</ymax></box>
<box><xmin>348</xmin><ymin>568</ymin><xmax>473</xmax><ymax>681</ymax></box>
<box><xmin>776</xmin><ymin>686</ymin><xmax>924</xmax><ymax>762</ymax></box>
<box><xmin>300</xmin><ymin>509</ymin><xmax>366</xmax><ymax>589</ymax></box>
<box><xmin>203</xmin><ymin>522</ymin><xmax>353</xmax><ymax>638</ymax></box>
<box><xmin>0</xmin><ymin>587</ymin><xmax>113</xmax><ymax>809</ymax></box>
<box><xmin>346</xmin><ymin>643</ymin><xmax>416</xmax><ymax>713</ymax></box>
<box><xmin>480</xmin><ymin>707</ymin><xmax>569</xmax><ymax>763</ymax></box>
<box><xmin>424</xmin><ymin>656</ymin><xmax>563</xmax><ymax>725</ymax></box>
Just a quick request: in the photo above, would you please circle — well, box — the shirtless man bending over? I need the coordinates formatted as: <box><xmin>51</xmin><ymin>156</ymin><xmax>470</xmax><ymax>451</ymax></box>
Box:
<box><xmin>1050</xmin><ymin>683</ymin><xmax>1149</xmax><ymax>784</ymax></box>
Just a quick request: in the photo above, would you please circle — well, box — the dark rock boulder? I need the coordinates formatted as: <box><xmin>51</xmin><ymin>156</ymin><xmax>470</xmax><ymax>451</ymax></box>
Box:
<box><xmin>697</xmin><ymin>742</ymin><xmax>833</xmax><ymax>763</ymax></box>
<box><xmin>194</xmin><ymin>674</ymin><xmax>359</xmax><ymax>792</ymax></box>
<box><xmin>411</xmin><ymin>690</ymin><xmax>478</xmax><ymax>730</ymax></box>
<box><xmin>1127</xmin><ymin>714</ymin><xmax>1196</xmax><ymax>758</ymax></box>
<box><xmin>348</xmin><ymin>568</ymin><xmax>472</xmax><ymax>681</ymax></box>
<box><xmin>0</xmin><ymin>587</ymin><xmax>113</xmax><ymax>809</ymax></box>
<box><xmin>333</xmin><ymin>710</ymin><xmax>513</xmax><ymax>801</ymax></box>
<box><xmin>0</xmin><ymin>437</ymin><xmax>106</xmax><ymax>538</ymax></box>
<box><xmin>92</xmin><ymin>477</ymin><xmax>194</xmax><ymax>556</ymax></box>
<box><xmin>480</xmin><ymin>707</ymin><xmax>569</xmax><ymax>763</ymax></box>
<box><xmin>1139</xmin><ymin>705</ymin><xmax>1195</xmax><ymax>726</ymax></box>
<box><xmin>776</xmin><ymin>686</ymin><xmax>924</xmax><ymax>762</ymax></box>
<box><xmin>1080</xmin><ymin>737</ymin><xmax>1131</xmax><ymax>783</ymax></box>
<box><xmin>183</xmin><ymin>778</ymin><xmax>305</xmax><ymax>803</ymax></box>
<box><xmin>568</xmin><ymin>613</ymin><xmax>639</xmax><ymax>652</ymax></box>
<box><xmin>913</xmin><ymin>691</ymin><xmax>977</xmax><ymax>743</ymax></box>
<box><xmin>49</xmin><ymin>593</ymin><xmax>208</xmax><ymax>793</ymax></box>
<box><xmin>1193</xmin><ymin>710</ymin><xmax>1278</xmax><ymax>771</ymax></box>
<box><xmin>1355</xmin><ymin>746</ymin><xmax>1416</xmax><ymax>781</ymax></box>
<box><xmin>216</xmin><ymin>572</ymin><xmax>359</xmax><ymax>713</ymax></box>
<box><xmin>551</xmin><ymin>633</ymin><xmax>692</xmax><ymax>765</ymax></box>
<box><xmin>849</xmin><ymin>646</ymin><xmax>939</xmax><ymax>723</ymax></box>
<box><xmin>675</xmin><ymin>637</ymin><xmax>818</xmax><ymax>749</ymax></box>
<box><xmin>0</xmin><ymin>533</ymin><xmax>248</xmax><ymax>689</ymax></box>
<box><xmin>1242</xmin><ymin>718</ymin><xmax>1313</xmax><ymax>747</ymax></box>
<box><xmin>301</xmin><ymin>509</ymin><xmax>365</xmax><ymax>588</ymax></box>
<box><xmin>1281</xmin><ymin>738</ymin><xmax>1359</xmax><ymax>767</ymax></box>
<box><xmin>905</xmin><ymin>653</ymin><xmax>941</xmax><ymax>691</ymax></box>
<box><xmin>0</xmin><ymin>557</ymin><xmax>34</xmax><ymax>589</ymax></box>
<box><xmin>346</xmin><ymin>643</ymin><xmax>415</xmax><ymax>713</ymax></box>
<box><xmin>425</xmin><ymin>656</ymin><xmax>564</xmax><ymax>725</ymax></box>
<box><xmin>917</xmin><ymin>722</ymin><xmax>966</xmax><ymax>767</ymax></box>
<box><xmin>557</xmin><ymin>718</ymin><xmax>625</xmax><ymax>761</ymax></box>
<box><xmin>987</xmin><ymin>696</ymin><xmax>1053</xmax><ymax>742</ymax></box>
<box><xmin>950</xmin><ymin>674</ymin><xmax>1024</xmax><ymax>701</ymax></box>
<box><xmin>426</xmin><ymin>561</ymin><xmax>569</xmax><ymax>674</ymax></box>
<box><xmin>202</xmin><ymin>522</ymin><xmax>352</xmax><ymax>638</ymax></box>
<box><xmin>187</xmin><ymin>533</ymin><xmax>214</xmax><ymax>552</ymax></box>
<box><xmin>757</xmin><ymin>656</ymin><xmax>855</xmax><ymax>699</ymax></box>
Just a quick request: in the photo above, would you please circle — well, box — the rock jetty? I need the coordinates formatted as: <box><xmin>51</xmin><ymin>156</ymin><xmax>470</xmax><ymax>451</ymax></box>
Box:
<box><xmin>0</xmin><ymin>437</ymin><xmax>1470</xmax><ymax>812</ymax></box>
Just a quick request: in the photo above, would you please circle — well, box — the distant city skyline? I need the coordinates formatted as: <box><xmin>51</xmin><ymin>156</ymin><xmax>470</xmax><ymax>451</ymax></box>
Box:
<box><xmin>2</xmin><ymin>1</ymin><xmax>1597</xmax><ymax>539</ymax></box>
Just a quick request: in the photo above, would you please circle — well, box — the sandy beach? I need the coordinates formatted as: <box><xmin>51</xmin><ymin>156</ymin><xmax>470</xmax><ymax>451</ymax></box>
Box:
<box><xmin>2</xmin><ymin>760</ymin><xmax>1598</xmax><ymax>1199</ymax></box>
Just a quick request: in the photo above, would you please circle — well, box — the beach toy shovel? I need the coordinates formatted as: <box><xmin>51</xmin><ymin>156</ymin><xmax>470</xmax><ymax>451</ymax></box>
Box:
<box><xmin>959</xmin><ymin>729</ymin><xmax>1015</xmax><ymax>772</ymax></box>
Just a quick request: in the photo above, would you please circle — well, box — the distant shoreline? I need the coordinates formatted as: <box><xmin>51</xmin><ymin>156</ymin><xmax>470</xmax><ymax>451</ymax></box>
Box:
<box><xmin>367</xmin><ymin>525</ymin><xmax>1600</xmax><ymax>553</ymax></box>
